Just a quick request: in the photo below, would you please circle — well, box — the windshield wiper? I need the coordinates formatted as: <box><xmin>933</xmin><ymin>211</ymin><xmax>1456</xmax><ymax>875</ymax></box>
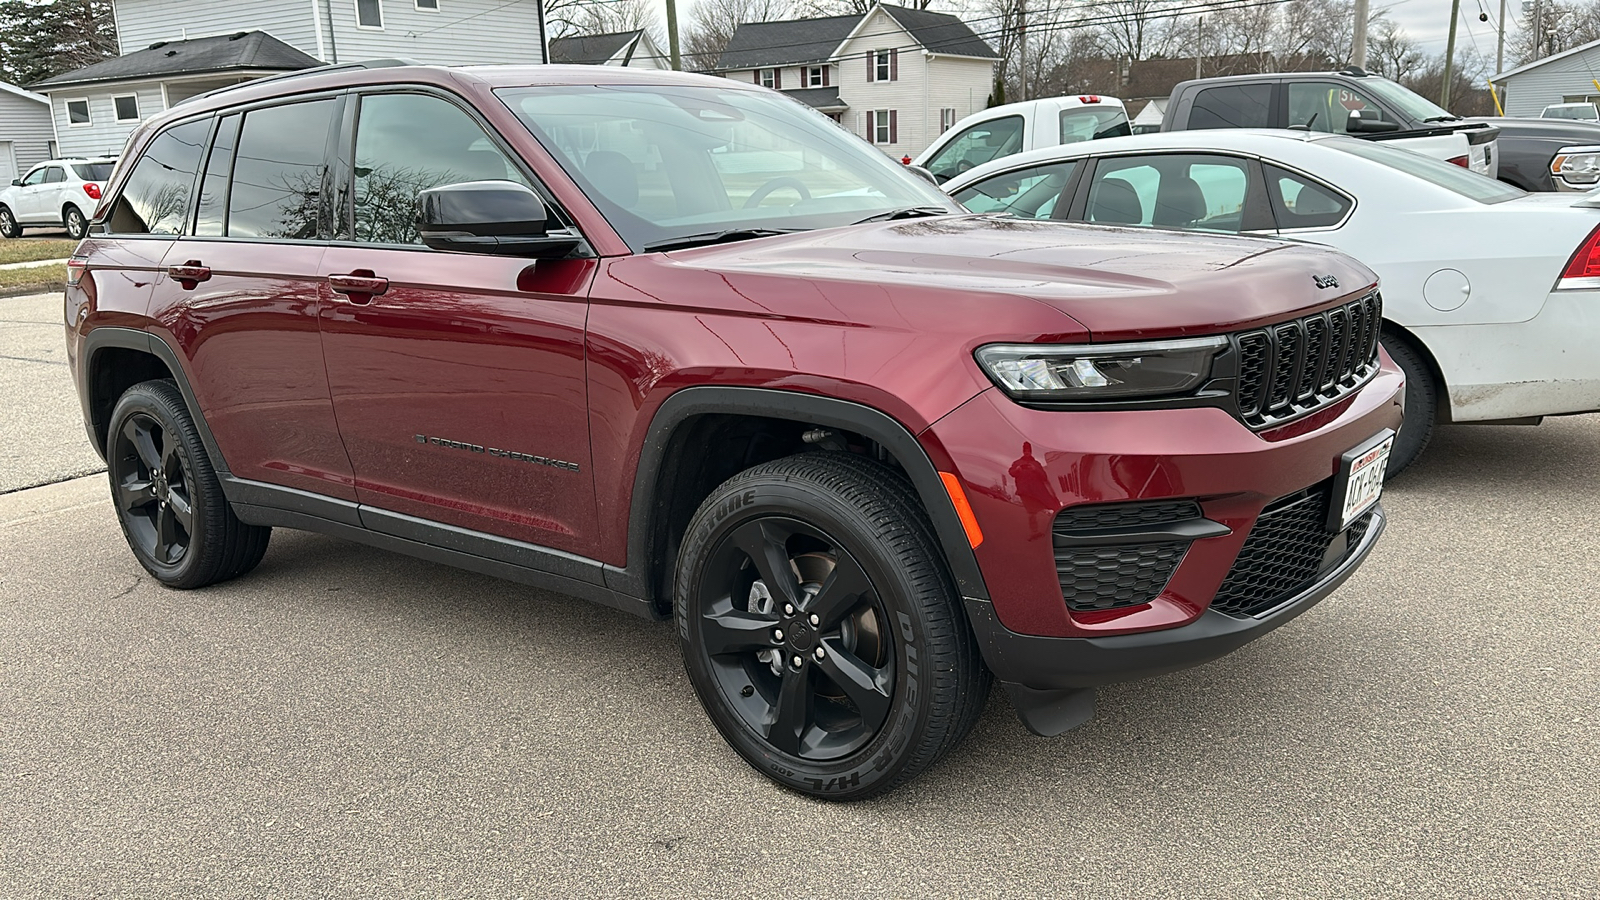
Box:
<box><xmin>851</xmin><ymin>206</ymin><xmax>949</xmax><ymax>225</ymax></box>
<box><xmin>642</xmin><ymin>228</ymin><xmax>796</xmax><ymax>253</ymax></box>
<box><xmin>1422</xmin><ymin>115</ymin><xmax>1462</xmax><ymax>123</ymax></box>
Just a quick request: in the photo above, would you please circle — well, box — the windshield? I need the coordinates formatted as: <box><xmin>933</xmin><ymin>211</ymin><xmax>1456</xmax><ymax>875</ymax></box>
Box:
<box><xmin>1324</xmin><ymin>137</ymin><xmax>1524</xmax><ymax>203</ymax></box>
<box><xmin>1059</xmin><ymin>108</ymin><xmax>1131</xmax><ymax>143</ymax></box>
<box><xmin>72</xmin><ymin>162</ymin><xmax>115</xmax><ymax>181</ymax></box>
<box><xmin>1359</xmin><ymin>77</ymin><xmax>1456</xmax><ymax>123</ymax></box>
<box><xmin>497</xmin><ymin>84</ymin><xmax>958</xmax><ymax>251</ymax></box>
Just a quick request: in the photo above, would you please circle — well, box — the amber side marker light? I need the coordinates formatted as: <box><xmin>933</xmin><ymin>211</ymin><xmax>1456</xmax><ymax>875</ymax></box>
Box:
<box><xmin>939</xmin><ymin>471</ymin><xmax>985</xmax><ymax>548</ymax></box>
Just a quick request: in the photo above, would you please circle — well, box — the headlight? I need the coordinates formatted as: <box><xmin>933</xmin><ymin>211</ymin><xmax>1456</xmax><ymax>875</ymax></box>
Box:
<box><xmin>1553</xmin><ymin>148</ymin><xmax>1600</xmax><ymax>186</ymax></box>
<box><xmin>975</xmin><ymin>337</ymin><xmax>1227</xmax><ymax>401</ymax></box>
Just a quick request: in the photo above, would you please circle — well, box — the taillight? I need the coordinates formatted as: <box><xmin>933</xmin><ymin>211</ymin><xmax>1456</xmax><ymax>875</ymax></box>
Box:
<box><xmin>1446</xmin><ymin>155</ymin><xmax>1470</xmax><ymax>168</ymax></box>
<box><xmin>1078</xmin><ymin>95</ymin><xmax>1101</xmax><ymax>104</ymax></box>
<box><xmin>83</xmin><ymin>182</ymin><xmax>102</xmax><ymax>200</ymax></box>
<box><xmin>66</xmin><ymin>257</ymin><xmax>88</xmax><ymax>287</ymax></box>
<box><xmin>1557</xmin><ymin>223</ymin><xmax>1600</xmax><ymax>288</ymax></box>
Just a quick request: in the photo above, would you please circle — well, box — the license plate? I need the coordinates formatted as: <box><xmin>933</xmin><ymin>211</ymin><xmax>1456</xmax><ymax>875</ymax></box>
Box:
<box><xmin>1329</xmin><ymin>430</ymin><xmax>1394</xmax><ymax>532</ymax></box>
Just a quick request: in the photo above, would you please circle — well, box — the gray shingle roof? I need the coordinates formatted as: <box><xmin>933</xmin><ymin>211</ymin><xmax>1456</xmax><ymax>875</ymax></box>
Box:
<box><xmin>32</xmin><ymin>31</ymin><xmax>320</xmax><ymax>90</ymax></box>
<box><xmin>782</xmin><ymin>86</ymin><xmax>846</xmax><ymax>111</ymax></box>
<box><xmin>714</xmin><ymin>4</ymin><xmax>994</xmax><ymax>70</ymax></box>
<box><xmin>549</xmin><ymin>31</ymin><xmax>641</xmax><ymax>66</ymax></box>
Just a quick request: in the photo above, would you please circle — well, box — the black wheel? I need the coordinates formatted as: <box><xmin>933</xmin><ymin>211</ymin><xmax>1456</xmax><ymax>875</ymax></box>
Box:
<box><xmin>1382</xmin><ymin>332</ymin><xmax>1437</xmax><ymax>477</ymax></box>
<box><xmin>107</xmin><ymin>379</ymin><xmax>270</xmax><ymax>588</ymax></box>
<box><xmin>0</xmin><ymin>206</ymin><xmax>19</xmax><ymax>239</ymax></box>
<box><xmin>675</xmin><ymin>451</ymin><xmax>988</xmax><ymax>800</ymax></box>
<box><xmin>63</xmin><ymin>205</ymin><xmax>87</xmax><ymax>240</ymax></box>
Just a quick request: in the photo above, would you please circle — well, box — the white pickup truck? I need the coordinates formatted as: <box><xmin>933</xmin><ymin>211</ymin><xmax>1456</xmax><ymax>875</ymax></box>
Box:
<box><xmin>913</xmin><ymin>95</ymin><xmax>1130</xmax><ymax>183</ymax></box>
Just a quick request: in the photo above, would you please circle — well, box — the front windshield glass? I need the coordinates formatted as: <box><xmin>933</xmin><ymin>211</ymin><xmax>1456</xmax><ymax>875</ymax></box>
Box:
<box><xmin>497</xmin><ymin>84</ymin><xmax>958</xmax><ymax>251</ymax></box>
<box><xmin>1360</xmin><ymin>77</ymin><xmax>1455</xmax><ymax>122</ymax></box>
<box><xmin>1324</xmin><ymin>136</ymin><xmax>1524</xmax><ymax>203</ymax></box>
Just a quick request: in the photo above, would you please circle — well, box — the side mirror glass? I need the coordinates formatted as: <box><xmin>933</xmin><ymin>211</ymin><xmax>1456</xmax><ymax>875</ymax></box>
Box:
<box><xmin>417</xmin><ymin>180</ymin><xmax>580</xmax><ymax>258</ymax></box>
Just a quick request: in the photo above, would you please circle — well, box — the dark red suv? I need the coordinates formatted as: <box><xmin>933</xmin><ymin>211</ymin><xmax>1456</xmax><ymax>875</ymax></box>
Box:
<box><xmin>67</xmin><ymin>64</ymin><xmax>1403</xmax><ymax>799</ymax></box>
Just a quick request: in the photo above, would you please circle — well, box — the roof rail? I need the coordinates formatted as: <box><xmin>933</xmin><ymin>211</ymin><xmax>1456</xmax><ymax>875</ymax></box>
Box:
<box><xmin>179</xmin><ymin>58</ymin><xmax>424</xmax><ymax>105</ymax></box>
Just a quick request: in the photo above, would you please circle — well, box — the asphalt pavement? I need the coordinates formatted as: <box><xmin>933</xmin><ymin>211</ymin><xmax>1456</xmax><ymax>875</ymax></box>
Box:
<box><xmin>1</xmin><ymin>290</ymin><xmax>1595</xmax><ymax>898</ymax></box>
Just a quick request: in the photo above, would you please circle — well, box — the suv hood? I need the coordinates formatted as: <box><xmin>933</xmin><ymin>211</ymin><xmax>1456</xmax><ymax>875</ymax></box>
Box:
<box><xmin>669</xmin><ymin>215</ymin><xmax>1377</xmax><ymax>341</ymax></box>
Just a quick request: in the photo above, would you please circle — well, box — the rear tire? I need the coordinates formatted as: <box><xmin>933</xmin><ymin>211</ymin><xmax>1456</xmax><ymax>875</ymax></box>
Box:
<box><xmin>675</xmin><ymin>451</ymin><xmax>989</xmax><ymax>800</ymax></box>
<box><xmin>63</xmin><ymin>205</ymin><xmax>87</xmax><ymax>240</ymax></box>
<box><xmin>106</xmin><ymin>379</ymin><xmax>271</xmax><ymax>588</ymax></box>
<box><xmin>0</xmin><ymin>206</ymin><xmax>19</xmax><ymax>239</ymax></box>
<box><xmin>1381</xmin><ymin>332</ymin><xmax>1437</xmax><ymax>477</ymax></box>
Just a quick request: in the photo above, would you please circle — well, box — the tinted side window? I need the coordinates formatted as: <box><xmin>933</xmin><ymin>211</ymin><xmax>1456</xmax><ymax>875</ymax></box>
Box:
<box><xmin>194</xmin><ymin>113</ymin><xmax>240</xmax><ymax>237</ymax></box>
<box><xmin>923</xmin><ymin>115</ymin><xmax>1024</xmax><ymax>182</ymax></box>
<box><xmin>228</xmin><ymin>99</ymin><xmax>335</xmax><ymax>240</ymax></box>
<box><xmin>1060</xmin><ymin>108</ymin><xmax>1130</xmax><ymax>143</ymax></box>
<box><xmin>953</xmin><ymin>161</ymin><xmax>1075</xmax><ymax>218</ymax></box>
<box><xmin>44</xmin><ymin>167</ymin><xmax>66</xmax><ymax>183</ymax></box>
<box><xmin>1287</xmin><ymin>82</ymin><xmax>1387</xmax><ymax>134</ymax></box>
<box><xmin>106</xmin><ymin>118</ymin><xmax>210</xmax><ymax>235</ymax></box>
<box><xmin>352</xmin><ymin>92</ymin><xmax>527</xmax><ymax>245</ymax></box>
<box><xmin>1085</xmin><ymin>154</ymin><xmax>1251</xmax><ymax>233</ymax></box>
<box><xmin>1189</xmin><ymin>84</ymin><xmax>1273</xmax><ymax>129</ymax></box>
<box><xmin>1264</xmin><ymin>164</ymin><xmax>1352</xmax><ymax>228</ymax></box>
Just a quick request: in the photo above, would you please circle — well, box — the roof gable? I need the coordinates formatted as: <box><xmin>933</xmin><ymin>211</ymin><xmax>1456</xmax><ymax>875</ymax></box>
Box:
<box><xmin>879</xmin><ymin>5</ymin><xmax>995</xmax><ymax>58</ymax></box>
<box><xmin>32</xmin><ymin>30</ymin><xmax>319</xmax><ymax>90</ymax></box>
<box><xmin>0</xmin><ymin>80</ymin><xmax>49</xmax><ymax>105</ymax></box>
<box><xmin>549</xmin><ymin>30</ymin><xmax>642</xmax><ymax>66</ymax></box>
<box><xmin>1493</xmin><ymin>38</ymin><xmax>1600</xmax><ymax>81</ymax></box>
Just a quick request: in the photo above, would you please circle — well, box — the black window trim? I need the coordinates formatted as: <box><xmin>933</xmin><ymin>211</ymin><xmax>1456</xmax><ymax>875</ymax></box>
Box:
<box><xmin>334</xmin><ymin>84</ymin><xmax>591</xmax><ymax>255</ymax></box>
<box><xmin>1065</xmin><ymin>150</ymin><xmax>1277</xmax><ymax>234</ymax></box>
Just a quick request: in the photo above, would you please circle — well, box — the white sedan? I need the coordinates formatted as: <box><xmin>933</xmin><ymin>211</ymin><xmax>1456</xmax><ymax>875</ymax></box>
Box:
<box><xmin>943</xmin><ymin>128</ymin><xmax>1600</xmax><ymax>474</ymax></box>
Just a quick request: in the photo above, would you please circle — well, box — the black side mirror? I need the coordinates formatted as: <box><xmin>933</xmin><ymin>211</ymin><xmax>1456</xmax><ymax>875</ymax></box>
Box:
<box><xmin>1347</xmin><ymin>110</ymin><xmax>1401</xmax><ymax>134</ymax></box>
<box><xmin>417</xmin><ymin>180</ymin><xmax>580</xmax><ymax>258</ymax></box>
<box><xmin>9</xmin><ymin>179</ymin><xmax>20</xmax><ymax>186</ymax></box>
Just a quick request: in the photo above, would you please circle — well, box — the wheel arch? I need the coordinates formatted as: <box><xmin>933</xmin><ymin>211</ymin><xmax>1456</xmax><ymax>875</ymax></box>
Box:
<box><xmin>81</xmin><ymin>327</ymin><xmax>230</xmax><ymax>473</ymax></box>
<box><xmin>610</xmin><ymin>387</ymin><xmax>990</xmax><ymax>615</ymax></box>
<box><xmin>1381</xmin><ymin>319</ymin><xmax>1451</xmax><ymax>423</ymax></box>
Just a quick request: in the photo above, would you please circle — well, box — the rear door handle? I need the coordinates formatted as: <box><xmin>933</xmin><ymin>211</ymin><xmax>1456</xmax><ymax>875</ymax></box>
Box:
<box><xmin>328</xmin><ymin>271</ymin><xmax>389</xmax><ymax>303</ymax></box>
<box><xmin>167</xmin><ymin>260</ymin><xmax>211</xmax><ymax>290</ymax></box>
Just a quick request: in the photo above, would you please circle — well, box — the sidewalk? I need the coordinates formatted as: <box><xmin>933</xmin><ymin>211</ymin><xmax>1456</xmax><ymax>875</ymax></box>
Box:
<box><xmin>0</xmin><ymin>258</ymin><xmax>67</xmax><ymax>270</ymax></box>
<box><xmin>0</xmin><ymin>291</ymin><xmax>106</xmax><ymax>493</ymax></box>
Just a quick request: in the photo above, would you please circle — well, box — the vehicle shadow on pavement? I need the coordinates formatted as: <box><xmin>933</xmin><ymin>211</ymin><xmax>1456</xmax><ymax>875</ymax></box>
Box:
<box><xmin>1385</xmin><ymin>417</ymin><xmax>1600</xmax><ymax>496</ymax></box>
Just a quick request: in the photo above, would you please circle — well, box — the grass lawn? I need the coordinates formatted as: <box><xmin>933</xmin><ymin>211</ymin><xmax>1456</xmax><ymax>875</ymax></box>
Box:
<box><xmin>0</xmin><ymin>239</ymin><xmax>79</xmax><ymax>265</ymax></box>
<box><xmin>0</xmin><ymin>263</ymin><xmax>65</xmax><ymax>293</ymax></box>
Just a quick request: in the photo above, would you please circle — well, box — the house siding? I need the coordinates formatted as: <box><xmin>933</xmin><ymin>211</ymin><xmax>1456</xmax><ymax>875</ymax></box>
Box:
<box><xmin>114</xmin><ymin>0</ymin><xmax>319</xmax><ymax>57</ymax></box>
<box><xmin>51</xmin><ymin>82</ymin><xmax>168</xmax><ymax>158</ymax></box>
<box><xmin>1499</xmin><ymin>48</ymin><xmax>1600</xmax><ymax>116</ymax></box>
<box><xmin>324</xmin><ymin>0</ymin><xmax>544</xmax><ymax>65</ymax></box>
<box><xmin>0</xmin><ymin>91</ymin><xmax>55</xmax><ymax>174</ymax></box>
<box><xmin>835</xmin><ymin>8</ymin><xmax>992</xmax><ymax>158</ymax></box>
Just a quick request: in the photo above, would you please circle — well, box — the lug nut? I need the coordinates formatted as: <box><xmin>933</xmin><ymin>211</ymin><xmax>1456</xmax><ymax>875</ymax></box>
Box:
<box><xmin>773</xmin><ymin>629</ymin><xmax>784</xmax><ymax>642</ymax></box>
<box><xmin>814</xmin><ymin>646</ymin><xmax>826</xmax><ymax>661</ymax></box>
<box><xmin>791</xmin><ymin>655</ymin><xmax>803</xmax><ymax>668</ymax></box>
<box><xmin>809</xmin><ymin>614</ymin><xmax>820</xmax><ymax>626</ymax></box>
<box><xmin>784</xmin><ymin>603</ymin><xmax>795</xmax><ymax>616</ymax></box>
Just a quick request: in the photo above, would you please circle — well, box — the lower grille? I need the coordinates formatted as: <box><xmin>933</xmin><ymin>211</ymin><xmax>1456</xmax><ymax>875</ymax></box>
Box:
<box><xmin>1053</xmin><ymin>500</ymin><xmax>1202</xmax><ymax>612</ymax></box>
<box><xmin>1211</xmin><ymin>483</ymin><xmax>1371</xmax><ymax>618</ymax></box>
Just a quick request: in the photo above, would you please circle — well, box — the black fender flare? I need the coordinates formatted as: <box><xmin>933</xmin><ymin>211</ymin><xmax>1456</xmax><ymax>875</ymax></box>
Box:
<box><xmin>607</xmin><ymin>386</ymin><xmax>990</xmax><ymax>604</ymax></box>
<box><xmin>80</xmin><ymin>326</ymin><xmax>231</xmax><ymax>475</ymax></box>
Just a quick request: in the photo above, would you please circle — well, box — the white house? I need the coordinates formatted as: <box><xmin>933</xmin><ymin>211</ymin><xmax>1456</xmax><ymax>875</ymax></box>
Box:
<box><xmin>714</xmin><ymin>2</ymin><xmax>997</xmax><ymax>159</ymax></box>
<box><xmin>34</xmin><ymin>0</ymin><xmax>548</xmax><ymax>158</ymax></box>
<box><xmin>549</xmin><ymin>30</ymin><xmax>669</xmax><ymax>69</ymax></box>
<box><xmin>0</xmin><ymin>81</ymin><xmax>54</xmax><ymax>184</ymax></box>
<box><xmin>1492</xmin><ymin>39</ymin><xmax>1600</xmax><ymax>116</ymax></box>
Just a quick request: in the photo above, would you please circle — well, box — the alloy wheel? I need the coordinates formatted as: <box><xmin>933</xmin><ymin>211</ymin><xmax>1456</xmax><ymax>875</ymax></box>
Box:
<box><xmin>111</xmin><ymin>411</ymin><xmax>194</xmax><ymax>566</ymax></box>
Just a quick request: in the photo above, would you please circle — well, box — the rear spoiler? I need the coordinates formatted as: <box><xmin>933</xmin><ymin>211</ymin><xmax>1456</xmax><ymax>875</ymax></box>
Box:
<box><xmin>1364</xmin><ymin>122</ymin><xmax>1499</xmax><ymax>144</ymax></box>
<box><xmin>1570</xmin><ymin>187</ymin><xmax>1600</xmax><ymax>208</ymax></box>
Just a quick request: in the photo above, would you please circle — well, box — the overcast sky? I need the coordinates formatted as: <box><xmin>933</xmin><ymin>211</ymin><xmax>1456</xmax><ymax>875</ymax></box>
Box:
<box><xmin>1386</xmin><ymin>0</ymin><xmax>1522</xmax><ymax>70</ymax></box>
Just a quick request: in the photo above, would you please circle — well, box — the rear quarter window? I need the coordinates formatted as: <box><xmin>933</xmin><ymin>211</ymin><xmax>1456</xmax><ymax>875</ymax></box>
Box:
<box><xmin>105</xmin><ymin>118</ymin><xmax>210</xmax><ymax>235</ymax></box>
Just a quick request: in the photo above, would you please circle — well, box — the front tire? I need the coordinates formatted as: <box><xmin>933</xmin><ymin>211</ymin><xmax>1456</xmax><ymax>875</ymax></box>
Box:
<box><xmin>675</xmin><ymin>452</ymin><xmax>988</xmax><ymax>800</ymax></box>
<box><xmin>107</xmin><ymin>379</ymin><xmax>270</xmax><ymax>588</ymax></box>
<box><xmin>1381</xmin><ymin>332</ymin><xmax>1437</xmax><ymax>477</ymax></box>
<box><xmin>0</xmin><ymin>206</ymin><xmax>20</xmax><ymax>239</ymax></box>
<box><xmin>63</xmin><ymin>205</ymin><xmax>87</xmax><ymax>240</ymax></box>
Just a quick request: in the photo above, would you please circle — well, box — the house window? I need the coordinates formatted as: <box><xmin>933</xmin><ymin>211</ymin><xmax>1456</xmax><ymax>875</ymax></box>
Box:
<box><xmin>415</xmin><ymin>0</ymin><xmax>438</xmax><ymax>8</ymax></box>
<box><xmin>940</xmin><ymin>108</ymin><xmax>956</xmax><ymax>132</ymax></box>
<box><xmin>869</xmin><ymin>109</ymin><xmax>896</xmax><ymax>145</ymax></box>
<box><xmin>114</xmin><ymin>95</ymin><xmax>141</xmax><ymax>122</ymax></box>
<box><xmin>356</xmin><ymin>0</ymin><xmax>383</xmax><ymax>28</ymax></box>
<box><xmin>873</xmin><ymin>49</ymin><xmax>895</xmax><ymax>82</ymax></box>
<box><xmin>66</xmin><ymin>99</ymin><xmax>91</xmax><ymax>126</ymax></box>
<box><xmin>806</xmin><ymin>66</ymin><xmax>826</xmax><ymax>87</ymax></box>
<box><xmin>758</xmin><ymin>68</ymin><xmax>776</xmax><ymax>89</ymax></box>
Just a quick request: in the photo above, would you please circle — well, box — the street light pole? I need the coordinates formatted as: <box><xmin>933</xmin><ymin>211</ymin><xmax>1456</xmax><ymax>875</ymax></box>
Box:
<box><xmin>1353</xmin><ymin>0</ymin><xmax>1369</xmax><ymax>69</ymax></box>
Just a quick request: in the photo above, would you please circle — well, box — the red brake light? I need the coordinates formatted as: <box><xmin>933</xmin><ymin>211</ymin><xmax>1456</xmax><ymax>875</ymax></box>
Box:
<box><xmin>66</xmin><ymin>257</ymin><xmax>88</xmax><ymax>287</ymax></box>
<box><xmin>1078</xmin><ymin>95</ymin><xmax>1101</xmax><ymax>104</ymax></box>
<box><xmin>83</xmin><ymin>182</ymin><xmax>102</xmax><ymax>199</ymax></box>
<box><xmin>1446</xmin><ymin>155</ymin><xmax>1470</xmax><ymax>168</ymax></box>
<box><xmin>1559</xmin><ymin>224</ymin><xmax>1600</xmax><ymax>283</ymax></box>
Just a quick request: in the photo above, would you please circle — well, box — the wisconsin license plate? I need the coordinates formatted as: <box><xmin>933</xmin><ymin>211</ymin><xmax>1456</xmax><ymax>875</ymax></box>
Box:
<box><xmin>1329</xmin><ymin>430</ymin><xmax>1394</xmax><ymax>532</ymax></box>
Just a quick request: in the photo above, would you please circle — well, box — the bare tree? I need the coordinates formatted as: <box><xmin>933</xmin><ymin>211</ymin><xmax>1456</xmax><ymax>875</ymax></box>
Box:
<box><xmin>1367</xmin><ymin>18</ymin><xmax>1424</xmax><ymax>81</ymax></box>
<box><xmin>683</xmin><ymin>0</ymin><xmax>793</xmax><ymax>71</ymax></box>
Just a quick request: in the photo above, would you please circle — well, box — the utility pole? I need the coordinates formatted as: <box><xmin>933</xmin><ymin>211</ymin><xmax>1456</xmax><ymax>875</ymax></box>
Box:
<box><xmin>665</xmin><ymin>0</ymin><xmax>681</xmax><ymax>70</ymax></box>
<box><xmin>1196</xmin><ymin>17</ymin><xmax>1202</xmax><ymax>79</ymax></box>
<box><xmin>1442</xmin><ymin>0</ymin><xmax>1462</xmax><ymax>108</ymax></box>
<box><xmin>1496</xmin><ymin>0</ymin><xmax>1507</xmax><ymax>73</ymax></box>
<box><xmin>1353</xmin><ymin>0</ymin><xmax>1369</xmax><ymax>69</ymax></box>
<box><xmin>1534</xmin><ymin>0</ymin><xmax>1544</xmax><ymax>61</ymax></box>
<box><xmin>1019</xmin><ymin>0</ymin><xmax>1029</xmax><ymax>101</ymax></box>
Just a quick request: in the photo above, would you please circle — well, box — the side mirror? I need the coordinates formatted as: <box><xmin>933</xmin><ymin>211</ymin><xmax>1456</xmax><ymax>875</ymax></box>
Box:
<box><xmin>1347</xmin><ymin>110</ymin><xmax>1401</xmax><ymax>134</ymax></box>
<box><xmin>905</xmin><ymin>165</ymin><xmax>939</xmax><ymax>186</ymax></box>
<box><xmin>417</xmin><ymin>180</ymin><xmax>580</xmax><ymax>258</ymax></box>
<box><xmin>9</xmin><ymin>179</ymin><xmax>20</xmax><ymax>186</ymax></box>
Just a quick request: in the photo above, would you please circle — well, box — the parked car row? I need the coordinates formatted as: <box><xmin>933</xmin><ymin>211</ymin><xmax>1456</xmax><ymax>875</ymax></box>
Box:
<box><xmin>0</xmin><ymin>157</ymin><xmax>115</xmax><ymax>240</ymax></box>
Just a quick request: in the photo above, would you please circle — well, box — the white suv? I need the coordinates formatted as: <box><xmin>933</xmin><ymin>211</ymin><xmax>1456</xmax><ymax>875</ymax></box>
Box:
<box><xmin>0</xmin><ymin>158</ymin><xmax>117</xmax><ymax>240</ymax></box>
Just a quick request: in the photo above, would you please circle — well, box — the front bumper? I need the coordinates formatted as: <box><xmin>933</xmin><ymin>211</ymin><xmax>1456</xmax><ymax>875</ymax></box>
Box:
<box><xmin>963</xmin><ymin>504</ymin><xmax>1384</xmax><ymax>691</ymax></box>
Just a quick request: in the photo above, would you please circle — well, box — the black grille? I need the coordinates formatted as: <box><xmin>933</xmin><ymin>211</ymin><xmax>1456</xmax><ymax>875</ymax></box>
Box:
<box><xmin>1211</xmin><ymin>484</ymin><xmax>1372</xmax><ymax>618</ymax></box>
<box><xmin>1233</xmin><ymin>293</ymin><xmax>1381</xmax><ymax>429</ymax></box>
<box><xmin>1053</xmin><ymin>501</ymin><xmax>1203</xmax><ymax>612</ymax></box>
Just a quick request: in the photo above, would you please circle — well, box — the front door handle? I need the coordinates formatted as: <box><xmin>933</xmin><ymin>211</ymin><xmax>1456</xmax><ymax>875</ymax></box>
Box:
<box><xmin>167</xmin><ymin>260</ymin><xmax>211</xmax><ymax>290</ymax></box>
<box><xmin>328</xmin><ymin>271</ymin><xmax>389</xmax><ymax>304</ymax></box>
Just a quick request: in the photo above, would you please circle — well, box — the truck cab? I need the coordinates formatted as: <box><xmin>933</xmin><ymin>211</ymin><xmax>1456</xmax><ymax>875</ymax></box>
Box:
<box><xmin>914</xmin><ymin>95</ymin><xmax>1130</xmax><ymax>183</ymax></box>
